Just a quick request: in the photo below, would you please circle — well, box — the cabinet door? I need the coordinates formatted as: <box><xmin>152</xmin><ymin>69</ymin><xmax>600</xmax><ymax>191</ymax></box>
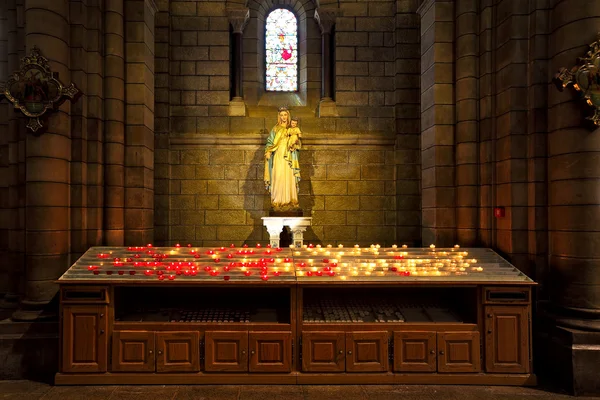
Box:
<box><xmin>249</xmin><ymin>331</ymin><xmax>292</xmax><ymax>373</ymax></box>
<box><xmin>156</xmin><ymin>331</ymin><xmax>200</xmax><ymax>373</ymax></box>
<box><xmin>485</xmin><ymin>306</ymin><xmax>530</xmax><ymax>373</ymax></box>
<box><xmin>345</xmin><ymin>331</ymin><xmax>388</xmax><ymax>372</ymax></box>
<box><xmin>61</xmin><ymin>305</ymin><xmax>108</xmax><ymax>373</ymax></box>
<box><xmin>437</xmin><ymin>331</ymin><xmax>481</xmax><ymax>373</ymax></box>
<box><xmin>393</xmin><ymin>331</ymin><xmax>436</xmax><ymax>372</ymax></box>
<box><xmin>112</xmin><ymin>331</ymin><xmax>155</xmax><ymax>372</ymax></box>
<box><xmin>302</xmin><ymin>331</ymin><xmax>345</xmax><ymax>372</ymax></box>
<box><xmin>204</xmin><ymin>331</ymin><xmax>248</xmax><ymax>372</ymax></box>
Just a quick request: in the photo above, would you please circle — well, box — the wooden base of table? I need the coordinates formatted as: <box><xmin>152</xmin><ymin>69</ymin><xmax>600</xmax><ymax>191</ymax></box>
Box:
<box><xmin>55</xmin><ymin>372</ymin><xmax>536</xmax><ymax>386</ymax></box>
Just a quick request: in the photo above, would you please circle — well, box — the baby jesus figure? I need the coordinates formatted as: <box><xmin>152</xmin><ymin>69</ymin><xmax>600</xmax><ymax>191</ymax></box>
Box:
<box><xmin>288</xmin><ymin>117</ymin><xmax>302</xmax><ymax>151</ymax></box>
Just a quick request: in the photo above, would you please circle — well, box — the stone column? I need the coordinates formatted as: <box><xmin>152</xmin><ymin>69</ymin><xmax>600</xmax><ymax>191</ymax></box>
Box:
<box><xmin>104</xmin><ymin>0</ymin><xmax>126</xmax><ymax>246</ymax></box>
<box><xmin>123</xmin><ymin>0</ymin><xmax>157</xmax><ymax>245</ymax></box>
<box><xmin>15</xmin><ymin>0</ymin><xmax>72</xmax><ymax>320</ymax></box>
<box><xmin>454</xmin><ymin>0</ymin><xmax>478</xmax><ymax>246</ymax></box>
<box><xmin>314</xmin><ymin>7</ymin><xmax>339</xmax><ymax>117</ymax></box>
<box><xmin>545</xmin><ymin>0</ymin><xmax>600</xmax><ymax>395</ymax></box>
<box><xmin>69</xmin><ymin>0</ymin><xmax>90</xmax><ymax>258</ymax></box>
<box><xmin>262</xmin><ymin>218</ymin><xmax>285</xmax><ymax>249</ymax></box>
<box><xmin>417</xmin><ymin>0</ymin><xmax>456</xmax><ymax>247</ymax></box>
<box><xmin>291</xmin><ymin>227</ymin><xmax>308</xmax><ymax>248</ymax></box>
<box><xmin>86</xmin><ymin>0</ymin><xmax>105</xmax><ymax>248</ymax></box>
<box><xmin>227</xmin><ymin>7</ymin><xmax>249</xmax><ymax>117</ymax></box>
<box><xmin>1</xmin><ymin>0</ymin><xmax>21</xmax><ymax>309</ymax></box>
<box><xmin>152</xmin><ymin>0</ymin><xmax>170</xmax><ymax>245</ymax></box>
<box><xmin>0</xmin><ymin>0</ymin><xmax>10</xmax><ymax>300</ymax></box>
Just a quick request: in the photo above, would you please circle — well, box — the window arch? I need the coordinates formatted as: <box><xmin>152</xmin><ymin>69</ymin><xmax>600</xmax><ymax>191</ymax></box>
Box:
<box><xmin>265</xmin><ymin>8</ymin><xmax>298</xmax><ymax>92</ymax></box>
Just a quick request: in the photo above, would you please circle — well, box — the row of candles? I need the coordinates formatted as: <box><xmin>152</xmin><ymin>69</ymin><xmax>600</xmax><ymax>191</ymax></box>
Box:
<box><xmin>80</xmin><ymin>243</ymin><xmax>485</xmax><ymax>281</ymax></box>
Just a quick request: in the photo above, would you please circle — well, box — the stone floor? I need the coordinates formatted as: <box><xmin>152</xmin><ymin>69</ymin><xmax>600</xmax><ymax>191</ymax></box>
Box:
<box><xmin>0</xmin><ymin>381</ymin><xmax>596</xmax><ymax>400</ymax></box>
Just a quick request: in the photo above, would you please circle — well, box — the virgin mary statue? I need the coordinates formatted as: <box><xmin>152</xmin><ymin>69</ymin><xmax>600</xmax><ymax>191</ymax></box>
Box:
<box><xmin>264</xmin><ymin>107</ymin><xmax>301</xmax><ymax>212</ymax></box>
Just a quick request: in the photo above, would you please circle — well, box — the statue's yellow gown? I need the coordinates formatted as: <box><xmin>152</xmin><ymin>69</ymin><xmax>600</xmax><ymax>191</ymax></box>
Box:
<box><xmin>264</xmin><ymin>125</ymin><xmax>301</xmax><ymax>211</ymax></box>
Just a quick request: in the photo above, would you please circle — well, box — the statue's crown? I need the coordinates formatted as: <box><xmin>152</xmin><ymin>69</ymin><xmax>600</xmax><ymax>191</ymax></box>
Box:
<box><xmin>278</xmin><ymin>105</ymin><xmax>289</xmax><ymax>112</ymax></box>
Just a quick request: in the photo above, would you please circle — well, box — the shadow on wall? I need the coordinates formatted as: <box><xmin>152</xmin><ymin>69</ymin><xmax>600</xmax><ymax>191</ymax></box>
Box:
<box><xmin>298</xmin><ymin>156</ymin><xmax>320</xmax><ymax>245</ymax></box>
<box><xmin>242</xmin><ymin>142</ymin><xmax>320</xmax><ymax>247</ymax></box>
<box><xmin>242</xmin><ymin>145</ymin><xmax>270</xmax><ymax>246</ymax></box>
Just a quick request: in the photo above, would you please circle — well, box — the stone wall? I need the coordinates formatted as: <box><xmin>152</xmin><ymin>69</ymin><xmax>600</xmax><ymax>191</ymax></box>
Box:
<box><xmin>416</xmin><ymin>0</ymin><xmax>553</xmax><ymax>286</ymax></box>
<box><xmin>156</xmin><ymin>0</ymin><xmax>422</xmax><ymax>247</ymax></box>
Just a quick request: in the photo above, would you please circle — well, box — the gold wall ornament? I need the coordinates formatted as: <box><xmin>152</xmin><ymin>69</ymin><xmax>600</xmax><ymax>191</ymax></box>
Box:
<box><xmin>554</xmin><ymin>33</ymin><xmax>600</xmax><ymax>127</ymax></box>
<box><xmin>0</xmin><ymin>46</ymin><xmax>80</xmax><ymax>133</ymax></box>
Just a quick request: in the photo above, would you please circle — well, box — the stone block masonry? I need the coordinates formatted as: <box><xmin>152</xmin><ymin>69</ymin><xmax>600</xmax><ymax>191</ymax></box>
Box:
<box><xmin>167</xmin><ymin>142</ymin><xmax>398</xmax><ymax>247</ymax></box>
<box><xmin>154</xmin><ymin>0</ymin><xmax>422</xmax><ymax>247</ymax></box>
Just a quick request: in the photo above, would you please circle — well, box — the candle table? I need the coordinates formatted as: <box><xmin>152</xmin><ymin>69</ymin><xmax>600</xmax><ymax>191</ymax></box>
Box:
<box><xmin>56</xmin><ymin>244</ymin><xmax>536</xmax><ymax>386</ymax></box>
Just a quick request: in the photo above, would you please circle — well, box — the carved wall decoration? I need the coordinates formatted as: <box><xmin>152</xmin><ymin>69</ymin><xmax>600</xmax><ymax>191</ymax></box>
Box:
<box><xmin>554</xmin><ymin>33</ymin><xmax>600</xmax><ymax>127</ymax></box>
<box><xmin>0</xmin><ymin>46</ymin><xmax>80</xmax><ymax>133</ymax></box>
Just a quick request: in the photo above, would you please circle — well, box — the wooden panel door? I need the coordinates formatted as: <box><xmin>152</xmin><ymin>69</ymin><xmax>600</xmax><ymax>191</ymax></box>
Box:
<box><xmin>393</xmin><ymin>331</ymin><xmax>436</xmax><ymax>372</ymax></box>
<box><xmin>156</xmin><ymin>331</ymin><xmax>200</xmax><ymax>373</ymax></box>
<box><xmin>437</xmin><ymin>332</ymin><xmax>481</xmax><ymax>373</ymax></box>
<box><xmin>249</xmin><ymin>331</ymin><xmax>292</xmax><ymax>373</ymax></box>
<box><xmin>204</xmin><ymin>331</ymin><xmax>249</xmax><ymax>372</ymax></box>
<box><xmin>345</xmin><ymin>331</ymin><xmax>388</xmax><ymax>372</ymax></box>
<box><xmin>485</xmin><ymin>306</ymin><xmax>530</xmax><ymax>373</ymax></box>
<box><xmin>302</xmin><ymin>331</ymin><xmax>345</xmax><ymax>372</ymax></box>
<box><xmin>112</xmin><ymin>331</ymin><xmax>155</xmax><ymax>372</ymax></box>
<box><xmin>61</xmin><ymin>305</ymin><xmax>108</xmax><ymax>373</ymax></box>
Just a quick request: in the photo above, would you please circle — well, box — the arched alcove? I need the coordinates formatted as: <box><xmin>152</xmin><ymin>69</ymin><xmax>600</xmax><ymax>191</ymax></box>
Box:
<box><xmin>240</xmin><ymin>0</ymin><xmax>321</xmax><ymax>108</ymax></box>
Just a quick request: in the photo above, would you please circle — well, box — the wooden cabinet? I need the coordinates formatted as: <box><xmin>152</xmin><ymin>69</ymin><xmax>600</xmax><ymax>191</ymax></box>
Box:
<box><xmin>485</xmin><ymin>306</ymin><xmax>530</xmax><ymax>373</ymax></box>
<box><xmin>156</xmin><ymin>332</ymin><xmax>200</xmax><ymax>373</ymax></box>
<box><xmin>393</xmin><ymin>331</ymin><xmax>436</xmax><ymax>372</ymax></box>
<box><xmin>249</xmin><ymin>331</ymin><xmax>292</xmax><ymax>373</ymax></box>
<box><xmin>112</xmin><ymin>331</ymin><xmax>155</xmax><ymax>372</ymax></box>
<box><xmin>112</xmin><ymin>331</ymin><xmax>199</xmax><ymax>373</ymax></box>
<box><xmin>437</xmin><ymin>332</ymin><xmax>481</xmax><ymax>373</ymax></box>
<box><xmin>205</xmin><ymin>331</ymin><xmax>248</xmax><ymax>372</ymax></box>
<box><xmin>302</xmin><ymin>331</ymin><xmax>345</xmax><ymax>372</ymax></box>
<box><xmin>393</xmin><ymin>331</ymin><xmax>480</xmax><ymax>373</ymax></box>
<box><xmin>61</xmin><ymin>305</ymin><xmax>108</xmax><ymax>373</ymax></box>
<box><xmin>345</xmin><ymin>331</ymin><xmax>388</xmax><ymax>372</ymax></box>
<box><xmin>205</xmin><ymin>331</ymin><xmax>293</xmax><ymax>373</ymax></box>
<box><xmin>302</xmin><ymin>331</ymin><xmax>388</xmax><ymax>373</ymax></box>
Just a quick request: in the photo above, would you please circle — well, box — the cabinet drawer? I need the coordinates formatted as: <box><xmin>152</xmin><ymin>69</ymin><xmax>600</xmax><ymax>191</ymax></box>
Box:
<box><xmin>61</xmin><ymin>287</ymin><xmax>108</xmax><ymax>304</ymax></box>
<box><xmin>205</xmin><ymin>331</ymin><xmax>248</xmax><ymax>372</ymax></box>
<box><xmin>61</xmin><ymin>305</ymin><xmax>108</xmax><ymax>373</ymax></box>
<box><xmin>483</xmin><ymin>287</ymin><xmax>530</xmax><ymax>305</ymax></box>
<box><xmin>437</xmin><ymin>331</ymin><xmax>481</xmax><ymax>373</ymax></box>
<box><xmin>249</xmin><ymin>331</ymin><xmax>292</xmax><ymax>373</ymax></box>
<box><xmin>346</xmin><ymin>331</ymin><xmax>388</xmax><ymax>372</ymax></box>
<box><xmin>393</xmin><ymin>331</ymin><xmax>436</xmax><ymax>372</ymax></box>
<box><xmin>156</xmin><ymin>331</ymin><xmax>200</xmax><ymax>373</ymax></box>
<box><xmin>112</xmin><ymin>331</ymin><xmax>155</xmax><ymax>372</ymax></box>
<box><xmin>302</xmin><ymin>331</ymin><xmax>345</xmax><ymax>372</ymax></box>
<box><xmin>485</xmin><ymin>306</ymin><xmax>530</xmax><ymax>373</ymax></box>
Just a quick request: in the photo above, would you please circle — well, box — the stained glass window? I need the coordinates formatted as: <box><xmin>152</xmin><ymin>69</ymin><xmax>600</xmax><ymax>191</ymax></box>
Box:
<box><xmin>265</xmin><ymin>8</ymin><xmax>298</xmax><ymax>92</ymax></box>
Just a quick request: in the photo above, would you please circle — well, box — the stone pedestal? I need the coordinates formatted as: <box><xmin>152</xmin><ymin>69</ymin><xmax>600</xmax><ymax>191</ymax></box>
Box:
<box><xmin>537</xmin><ymin>310</ymin><xmax>600</xmax><ymax>397</ymax></box>
<box><xmin>261</xmin><ymin>217</ymin><xmax>312</xmax><ymax>249</ymax></box>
